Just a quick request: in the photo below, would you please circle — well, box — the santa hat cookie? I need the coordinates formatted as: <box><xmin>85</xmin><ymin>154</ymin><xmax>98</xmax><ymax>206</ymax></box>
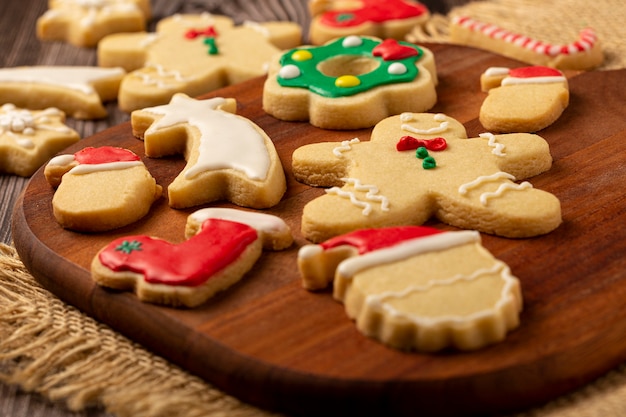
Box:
<box><xmin>298</xmin><ymin>226</ymin><xmax>522</xmax><ymax>352</ymax></box>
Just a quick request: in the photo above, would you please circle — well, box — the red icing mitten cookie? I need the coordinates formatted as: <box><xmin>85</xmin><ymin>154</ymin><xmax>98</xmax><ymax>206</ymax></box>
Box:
<box><xmin>298</xmin><ymin>226</ymin><xmax>522</xmax><ymax>351</ymax></box>
<box><xmin>308</xmin><ymin>0</ymin><xmax>430</xmax><ymax>45</ymax></box>
<box><xmin>479</xmin><ymin>66</ymin><xmax>569</xmax><ymax>133</ymax></box>
<box><xmin>44</xmin><ymin>146</ymin><xmax>162</xmax><ymax>232</ymax></box>
<box><xmin>91</xmin><ymin>208</ymin><xmax>293</xmax><ymax>308</ymax></box>
<box><xmin>98</xmin><ymin>14</ymin><xmax>302</xmax><ymax>111</ymax></box>
<box><xmin>131</xmin><ymin>94</ymin><xmax>287</xmax><ymax>209</ymax></box>
<box><xmin>293</xmin><ymin>112</ymin><xmax>561</xmax><ymax>242</ymax></box>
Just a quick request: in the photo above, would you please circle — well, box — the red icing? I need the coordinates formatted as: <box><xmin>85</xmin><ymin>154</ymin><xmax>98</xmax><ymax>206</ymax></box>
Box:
<box><xmin>320</xmin><ymin>0</ymin><xmax>427</xmax><ymax>28</ymax></box>
<box><xmin>396</xmin><ymin>136</ymin><xmax>447</xmax><ymax>152</ymax></box>
<box><xmin>508</xmin><ymin>66</ymin><xmax>563</xmax><ymax>78</ymax></box>
<box><xmin>185</xmin><ymin>26</ymin><xmax>218</xmax><ymax>39</ymax></box>
<box><xmin>74</xmin><ymin>146</ymin><xmax>140</xmax><ymax>165</ymax></box>
<box><xmin>98</xmin><ymin>219</ymin><xmax>258</xmax><ymax>287</ymax></box>
<box><xmin>372</xmin><ymin>39</ymin><xmax>419</xmax><ymax>61</ymax></box>
<box><xmin>321</xmin><ymin>226</ymin><xmax>444</xmax><ymax>254</ymax></box>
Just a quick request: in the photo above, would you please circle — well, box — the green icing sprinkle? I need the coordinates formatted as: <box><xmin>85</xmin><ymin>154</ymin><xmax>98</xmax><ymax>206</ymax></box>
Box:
<box><xmin>416</xmin><ymin>146</ymin><xmax>429</xmax><ymax>159</ymax></box>
<box><xmin>422</xmin><ymin>156</ymin><xmax>437</xmax><ymax>170</ymax></box>
<box><xmin>336</xmin><ymin>13</ymin><xmax>355</xmax><ymax>22</ymax></box>
<box><xmin>277</xmin><ymin>36</ymin><xmax>423</xmax><ymax>98</ymax></box>
<box><xmin>115</xmin><ymin>240</ymin><xmax>143</xmax><ymax>254</ymax></box>
<box><xmin>204</xmin><ymin>38</ymin><xmax>219</xmax><ymax>55</ymax></box>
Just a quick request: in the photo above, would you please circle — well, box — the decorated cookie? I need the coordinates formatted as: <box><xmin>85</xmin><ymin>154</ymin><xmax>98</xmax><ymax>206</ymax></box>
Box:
<box><xmin>0</xmin><ymin>66</ymin><xmax>124</xmax><ymax>119</ymax></box>
<box><xmin>131</xmin><ymin>94</ymin><xmax>286</xmax><ymax>209</ymax></box>
<box><xmin>44</xmin><ymin>146</ymin><xmax>162</xmax><ymax>232</ymax></box>
<box><xmin>293</xmin><ymin>112</ymin><xmax>561</xmax><ymax>242</ymax></box>
<box><xmin>91</xmin><ymin>208</ymin><xmax>293</xmax><ymax>308</ymax></box>
<box><xmin>37</xmin><ymin>0</ymin><xmax>152</xmax><ymax>48</ymax></box>
<box><xmin>308</xmin><ymin>0</ymin><xmax>430</xmax><ymax>45</ymax></box>
<box><xmin>298</xmin><ymin>225</ymin><xmax>522</xmax><ymax>351</ymax></box>
<box><xmin>479</xmin><ymin>66</ymin><xmax>569</xmax><ymax>133</ymax></box>
<box><xmin>0</xmin><ymin>104</ymin><xmax>79</xmax><ymax>177</ymax></box>
<box><xmin>450</xmin><ymin>16</ymin><xmax>603</xmax><ymax>71</ymax></box>
<box><xmin>263</xmin><ymin>35</ymin><xmax>437</xmax><ymax>129</ymax></box>
<box><xmin>98</xmin><ymin>13</ymin><xmax>302</xmax><ymax>112</ymax></box>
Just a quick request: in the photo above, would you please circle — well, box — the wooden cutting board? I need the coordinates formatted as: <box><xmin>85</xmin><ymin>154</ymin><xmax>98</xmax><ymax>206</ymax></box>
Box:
<box><xmin>11</xmin><ymin>44</ymin><xmax>626</xmax><ymax>417</ymax></box>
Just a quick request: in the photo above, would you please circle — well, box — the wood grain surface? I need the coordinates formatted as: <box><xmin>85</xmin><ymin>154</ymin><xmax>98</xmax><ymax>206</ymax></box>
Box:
<box><xmin>11</xmin><ymin>41</ymin><xmax>626</xmax><ymax>417</ymax></box>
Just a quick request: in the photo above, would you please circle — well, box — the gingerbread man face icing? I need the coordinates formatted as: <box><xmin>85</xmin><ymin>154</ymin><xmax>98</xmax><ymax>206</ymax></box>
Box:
<box><xmin>297</xmin><ymin>225</ymin><xmax>522</xmax><ymax>351</ymax></box>
<box><xmin>0</xmin><ymin>104</ymin><xmax>79</xmax><ymax>177</ymax></box>
<box><xmin>98</xmin><ymin>14</ymin><xmax>302</xmax><ymax>112</ymax></box>
<box><xmin>263</xmin><ymin>36</ymin><xmax>437</xmax><ymax>129</ymax></box>
<box><xmin>293</xmin><ymin>113</ymin><xmax>561</xmax><ymax>242</ymax></box>
<box><xmin>131</xmin><ymin>94</ymin><xmax>286</xmax><ymax>209</ymax></box>
<box><xmin>37</xmin><ymin>0</ymin><xmax>152</xmax><ymax>47</ymax></box>
<box><xmin>309</xmin><ymin>0</ymin><xmax>430</xmax><ymax>45</ymax></box>
<box><xmin>91</xmin><ymin>208</ymin><xmax>293</xmax><ymax>308</ymax></box>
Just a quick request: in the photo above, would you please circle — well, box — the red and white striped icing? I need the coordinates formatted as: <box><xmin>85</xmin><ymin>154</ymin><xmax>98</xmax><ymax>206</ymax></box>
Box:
<box><xmin>453</xmin><ymin>15</ymin><xmax>597</xmax><ymax>57</ymax></box>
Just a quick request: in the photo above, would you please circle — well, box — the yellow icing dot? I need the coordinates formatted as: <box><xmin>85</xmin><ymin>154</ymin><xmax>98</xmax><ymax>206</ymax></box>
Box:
<box><xmin>335</xmin><ymin>75</ymin><xmax>361</xmax><ymax>88</ymax></box>
<box><xmin>291</xmin><ymin>50</ymin><xmax>313</xmax><ymax>61</ymax></box>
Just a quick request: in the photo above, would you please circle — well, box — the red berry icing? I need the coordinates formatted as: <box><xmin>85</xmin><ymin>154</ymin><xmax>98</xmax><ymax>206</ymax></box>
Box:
<box><xmin>185</xmin><ymin>25</ymin><xmax>218</xmax><ymax>39</ymax></box>
<box><xmin>373</xmin><ymin>39</ymin><xmax>419</xmax><ymax>61</ymax></box>
<box><xmin>396</xmin><ymin>136</ymin><xmax>447</xmax><ymax>152</ymax></box>
<box><xmin>98</xmin><ymin>219</ymin><xmax>258</xmax><ymax>287</ymax></box>
<box><xmin>320</xmin><ymin>226</ymin><xmax>443</xmax><ymax>254</ymax></box>
<box><xmin>74</xmin><ymin>146</ymin><xmax>140</xmax><ymax>165</ymax></box>
<box><xmin>320</xmin><ymin>0</ymin><xmax>427</xmax><ymax>28</ymax></box>
<box><xmin>508</xmin><ymin>66</ymin><xmax>563</xmax><ymax>78</ymax></box>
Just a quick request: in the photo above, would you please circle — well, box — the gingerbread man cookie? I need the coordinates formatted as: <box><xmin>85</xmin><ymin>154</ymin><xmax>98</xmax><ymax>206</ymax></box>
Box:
<box><xmin>0</xmin><ymin>66</ymin><xmax>125</xmax><ymax>119</ymax></box>
<box><xmin>91</xmin><ymin>208</ymin><xmax>293</xmax><ymax>308</ymax></box>
<box><xmin>298</xmin><ymin>226</ymin><xmax>522</xmax><ymax>351</ymax></box>
<box><xmin>45</xmin><ymin>146</ymin><xmax>162</xmax><ymax>232</ymax></box>
<box><xmin>37</xmin><ymin>0</ymin><xmax>152</xmax><ymax>48</ymax></box>
<box><xmin>293</xmin><ymin>113</ymin><xmax>561</xmax><ymax>242</ymax></box>
<box><xmin>98</xmin><ymin>13</ymin><xmax>302</xmax><ymax>112</ymax></box>
<box><xmin>131</xmin><ymin>94</ymin><xmax>286</xmax><ymax>209</ymax></box>
<box><xmin>263</xmin><ymin>35</ymin><xmax>437</xmax><ymax>129</ymax></box>
<box><xmin>479</xmin><ymin>66</ymin><xmax>569</xmax><ymax>133</ymax></box>
<box><xmin>0</xmin><ymin>104</ymin><xmax>79</xmax><ymax>177</ymax></box>
<box><xmin>450</xmin><ymin>16</ymin><xmax>603</xmax><ymax>71</ymax></box>
<box><xmin>308</xmin><ymin>0</ymin><xmax>430</xmax><ymax>45</ymax></box>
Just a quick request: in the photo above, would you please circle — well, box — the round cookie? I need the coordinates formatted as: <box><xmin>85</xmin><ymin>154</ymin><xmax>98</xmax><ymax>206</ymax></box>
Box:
<box><xmin>308</xmin><ymin>0</ymin><xmax>430</xmax><ymax>45</ymax></box>
<box><xmin>263</xmin><ymin>35</ymin><xmax>437</xmax><ymax>130</ymax></box>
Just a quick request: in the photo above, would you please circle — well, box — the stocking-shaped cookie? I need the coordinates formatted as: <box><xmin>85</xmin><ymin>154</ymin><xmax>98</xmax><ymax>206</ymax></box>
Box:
<box><xmin>0</xmin><ymin>104</ymin><xmax>79</xmax><ymax>176</ymax></box>
<box><xmin>37</xmin><ymin>0</ymin><xmax>152</xmax><ymax>47</ymax></box>
<box><xmin>98</xmin><ymin>13</ymin><xmax>302</xmax><ymax>111</ymax></box>
<box><xmin>298</xmin><ymin>225</ymin><xmax>522</xmax><ymax>351</ymax></box>
<box><xmin>45</xmin><ymin>146</ymin><xmax>162</xmax><ymax>232</ymax></box>
<box><xmin>293</xmin><ymin>112</ymin><xmax>561</xmax><ymax>242</ymax></box>
<box><xmin>479</xmin><ymin>66</ymin><xmax>569</xmax><ymax>133</ymax></box>
<box><xmin>91</xmin><ymin>208</ymin><xmax>293</xmax><ymax>308</ymax></box>
<box><xmin>131</xmin><ymin>94</ymin><xmax>286</xmax><ymax>209</ymax></box>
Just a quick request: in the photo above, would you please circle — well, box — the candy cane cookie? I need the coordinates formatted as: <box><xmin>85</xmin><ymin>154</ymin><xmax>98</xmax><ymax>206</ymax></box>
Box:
<box><xmin>91</xmin><ymin>208</ymin><xmax>293</xmax><ymax>308</ymax></box>
<box><xmin>263</xmin><ymin>35</ymin><xmax>437</xmax><ymax>129</ymax></box>
<box><xmin>450</xmin><ymin>16</ymin><xmax>603</xmax><ymax>71</ymax></box>
<box><xmin>297</xmin><ymin>225</ymin><xmax>522</xmax><ymax>351</ymax></box>
<box><xmin>308</xmin><ymin>0</ymin><xmax>430</xmax><ymax>45</ymax></box>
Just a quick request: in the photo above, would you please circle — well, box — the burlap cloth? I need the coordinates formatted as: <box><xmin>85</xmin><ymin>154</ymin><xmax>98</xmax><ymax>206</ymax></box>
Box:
<box><xmin>2</xmin><ymin>1</ymin><xmax>625</xmax><ymax>416</ymax></box>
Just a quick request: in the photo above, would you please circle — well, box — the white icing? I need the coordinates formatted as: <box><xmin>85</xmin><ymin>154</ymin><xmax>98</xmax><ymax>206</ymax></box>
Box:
<box><xmin>480</xmin><ymin>181</ymin><xmax>532</xmax><ymax>206</ymax></box>
<box><xmin>502</xmin><ymin>75</ymin><xmax>567</xmax><ymax>86</ymax></box>
<box><xmin>0</xmin><ymin>105</ymin><xmax>72</xmax><ymax>148</ymax></box>
<box><xmin>190</xmin><ymin>207</ymin><xmax>290</xmax><ymax>235</ymax></box>
<box><xmin>458</xmin><ymin>172</ymin><xmax>516</xmax><ymax>195</ymax></box>
<box><xmin>327</xmin><ymin>177</ymin><xmax>389</xmax><ymax>216</ymax></box>
<box><xmin>332</xmin><ymin>138</ymin><xmax>360</xmax><ymax>157</ymax></box>
<box><xmin>484</xmin><ymin>67</ymin><xmax>510</xmax><ymax>77</ymax></box>
<box><xmin>278</xmin><ymin>64</ymin><xmax>301</xmax><ymax>79</ymax></box>
<box><xmin>142</xmin><ymin>95</ymin><xmax>270</xmax><ymax>181</ymax></box>
<box><xmin>243</xmin><ymin>20</ymin><xmax>270</xmax><ymax>37</ymax></box>
<box><xmin>69</xmin><ymin>160</ymin><xmax>143</xmax><ymax>175</ymax></box>
<box><xmin>388</xmin><ymin>62</ymin><xmax>407</xmax><ymax>75</ymax></box>
<box><xmin>342</xmin><ymin>36</ymin><xmax>363</xmax><ymax>47</ymax></box>
<box><xmin>338</xmin><ymin>230</ymin><xmax>481</xmax><ymax>279</ymax></box>
<box><xmin>298</xmin><ymin>244</ymin><xmax>323</xmax><ymax>260</ymax></box>
<box><xmin>134</xmin><ymin>63</ymin><xmax>192</xmax><ymax>88</ymax></box>
<box><xmin>48</xmin><ymin>154</ymin><xmax>76</xmax><ymax>167</ymax></box>
<box><xmin>479</xmin><ymin>132</ymin><xmax>505</xmax><ymax>156</ymax></box>
<box><xmin>0</xmin><ymin>66</ymin><xmax>124</xmax><ymax>95</ymax></box>
<box><xmin>401</xmin><ymin>113</ymin><xmax>449</xmax><ymax>134</ymax></box>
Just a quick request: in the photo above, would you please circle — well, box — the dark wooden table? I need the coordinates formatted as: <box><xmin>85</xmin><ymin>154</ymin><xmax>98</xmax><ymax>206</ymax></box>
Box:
<box><xmin>0</xmin><ymin>1</ymin><xmax>465</xmax><ymax>416</ymax></box>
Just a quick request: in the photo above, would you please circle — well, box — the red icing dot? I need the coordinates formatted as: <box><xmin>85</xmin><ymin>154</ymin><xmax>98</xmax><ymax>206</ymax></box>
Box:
<box><xmin>509</xmin><ymin>66</ymin><xmax>563</xmax><ymax>78</ymax></box>
<box><xmin>185</xmin><ymin>26</ymin><xmax>218</xmax><ymax>39</ymax></box>
<box><xmin>372</xmin><ymin>39</ymin><xmax>419</xmax><ymax>61</ymax></box>
<box><xmin>396</xmin><ymin>136</ymin><xmax>447</xmax><ymax>152</ymax></box>
<box><xmin>99</xmin><ymin>219</ymin><xmax>258</xmax><ymax>287</ymax></box>
<box><xmin>321</xmin><ymin>226</ymin><xmax>444</xmax><ymax>254</ymax></box>
<box><xmin>320</xmin><ymin>0</ymin><xmax>427</xmax><ymax>27</ymax></box>
<box><xmin>74</xmin><ymin>146</ymin><xmax>140</xmax><ymax>165</ymax></box>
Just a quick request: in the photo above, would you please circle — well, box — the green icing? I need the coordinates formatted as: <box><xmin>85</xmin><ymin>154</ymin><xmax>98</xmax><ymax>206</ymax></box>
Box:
<box><xmin>115</xmin><ymin>240</ymin><xmax>143</xmax><ymax>255</ymax></box>
<box><xmin>277</xmin><ymin>36</ymin><xmax>423</xmax><ymax>98</ymax></box>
